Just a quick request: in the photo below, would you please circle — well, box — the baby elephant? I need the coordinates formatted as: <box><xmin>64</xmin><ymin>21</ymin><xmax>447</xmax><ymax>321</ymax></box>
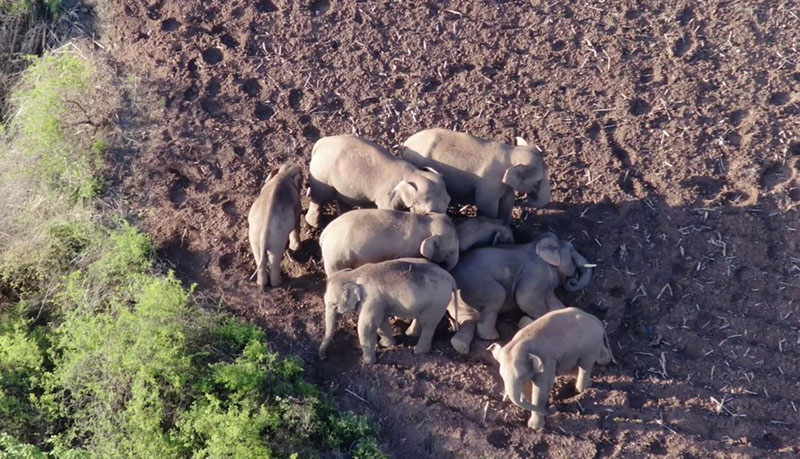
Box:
<box><xmin>319</xmin><ymin>209</ymin><xmax>459</xmax><ymax>275</ymax></box>
<box><xmin>306</xmin><ymin>135</ymin><xmax>450</xmax><ymax>228</ymax></box>
<box><xmin>448</xmin><ymin>232</ymin><xmax>594</xmax><ymax>353</ymax></box>
<box><xmin>488</xmin><ymin>307</ymin><xmax>614</xmax><ymax>429</ymax></box>
<box><xmin>247</xmin><ymin>163</ymin><xmax>302</xmax><ymax>288</ymax></box>
<box><xmin>318</xmin><ymin>258</ymin><xmax>459</xmax><ymax>364</ymax></box>
<box><xmin>453</xmin><ymin>216</ymin><xmax>514</xmax><ymax>252</ymax></box>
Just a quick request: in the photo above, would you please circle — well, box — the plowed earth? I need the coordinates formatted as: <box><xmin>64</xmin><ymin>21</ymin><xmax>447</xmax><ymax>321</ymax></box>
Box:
<box><xmin>101</xmin><ymin>0</ymin><xmax>799</xmax><ymax>456</ymax></box>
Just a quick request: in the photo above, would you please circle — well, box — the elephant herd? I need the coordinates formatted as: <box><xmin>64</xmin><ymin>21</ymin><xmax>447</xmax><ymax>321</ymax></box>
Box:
<box><xmin>247</xmin><ymin>128</ymin><xmax>614</xmax><ymax>429</ymax></box>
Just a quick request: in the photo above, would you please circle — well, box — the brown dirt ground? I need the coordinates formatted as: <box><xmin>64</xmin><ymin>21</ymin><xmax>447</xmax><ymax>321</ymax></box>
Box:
<box><xmin>99</xmin><ymin>0</ymin><xmax>799</xmax><ymax>456</ymax></box>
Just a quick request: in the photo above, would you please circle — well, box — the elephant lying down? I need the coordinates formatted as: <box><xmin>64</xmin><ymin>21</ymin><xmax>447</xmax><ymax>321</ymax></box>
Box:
<box><xmin>448</xmin><ymin>232</ymin><xmax>595</xmax><ymax>353</ymax></box>
<box><xmin>489</xmin><ymin>307</ymin><xmax>614</xmax><ymax>429</ymax></box>
<box><xmin>318</xmin><ymin>258</ymin><xmax>459</xmax><ymax>364</ymax></box>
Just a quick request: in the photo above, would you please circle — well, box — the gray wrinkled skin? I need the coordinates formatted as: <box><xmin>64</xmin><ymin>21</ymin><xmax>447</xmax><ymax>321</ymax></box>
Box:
<box><xmin>247</xmin><ymin>163</ymin><xmax>302</xmax><ymax>289</ymax></box>
<box><xmin>453</xmin><ymin>216</ymin><xmax>514</xmax><ymax>252</ymax></box>
<box><xmin>402</xmin><ymin>128</ymin><xmax>550</xmax><ymax>222</ymax></box>
<box><xmin>319</xmin><ymin>209</ymin><xmax>459</xmax><ymax>276</ymax></box>
<box><xmin>305</xmin><ymin>135</ymin><xmax>450</xmax><ymax>228</ymax></box>
<box><xmin>446</xmin><ymin>232</ymin><xmax>593</xmax><ymax>354</ymax></box>
<box><xmin>489</xmin><ymin>308</ymin><xmax>613</xmax><ymax>429</ymax></box>
<box><xmin>318</xmin><ymin>258</ymin><xmax>459</xmax><ymax>363</ymax></box>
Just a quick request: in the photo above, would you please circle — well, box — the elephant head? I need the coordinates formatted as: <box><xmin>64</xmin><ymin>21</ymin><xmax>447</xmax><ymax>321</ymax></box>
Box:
<box><xmin>390</xmin><ymin>167</ymin><xmax>451</xmax><ymax>215</ymax></box>
<box><xmin>488</xmin><ymin>343</ymin><xmax>546</xmax><ymax>415</ymax></box>
<box><xmin>265</xmin><ymin>163</ymin><xmax>303</xmax><ymax>190</ymax></box>
<box><xmin>535</xmin><ymin>234</ymin><xmax>594</xmax><ymax>292</ymax></box>
<box><xmin>319</xmin><ymin>272</ymin><xmax>365</xmax><ymax>359</ymax></box>
<box><xmin>503</xmin><ymin>137</ymin><xmax>551</xmax><ymax>208</ymax></box>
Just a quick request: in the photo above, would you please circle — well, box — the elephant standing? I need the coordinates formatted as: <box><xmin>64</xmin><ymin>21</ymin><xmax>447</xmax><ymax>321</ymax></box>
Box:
<box><xmin>306</xmin><ymin>135</ymin><xmax>450</xmax><ymax>227</ymax></box>
<box><xmin>402</xmin><ymin>128</ymin><xmax>550</xmax><ymax>222</ymax></box>
<box><xmin>319</xmin><ymin>209</ymin><xmax>459</xmax><ymax>275</ymax></box>
<box><xmin>488</xmin><ymin>307</ymin><xmax>614</xmax><ymax>429</ymax></box>
<box><xmin>447</xmin><ymin>233</ymin><xmax>594</xmax><ymax>353</ymax></box>
<box><xmin>247</xmin><ymin>163</ymin><xmax>302</xmax><ymax>288</ymax></box>
<box><xmin>318</xmin><ymin>258</ymin><xmax>459</xmax><ymax>363</ymax></box>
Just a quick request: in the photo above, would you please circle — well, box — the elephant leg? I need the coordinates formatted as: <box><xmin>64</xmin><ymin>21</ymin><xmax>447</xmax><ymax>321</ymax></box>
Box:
<box><xmin>498</xmin><ymin>187</ymin><xmax>515</xmax><ymax>223</ymax></box>
<box><xmin>450</xmin><ymin>320</ymin><xmax>475</xmax><ymax>354</ymax></box>
<box><xmin>527</xmin><ymin>361</ymin><xmax>555</xmax><ymax>429</ymax></box>
<box><xmin>475</xmin><ymin>186</ymin><xmax>502</xmax><ymax>219</ymax></box>
<box><xmin>576</xmin><ymin>356</ymin><xmax>596</xmax><ymax>393</ymax></box>
<box><xmin>267</xmin><ymin>250</ymin><xmax>282</xmax><ymax>287</ymax></box>
<box><xmin>357</xmin><ymin>310</ymin><xmax>379</xmax><ymax>364</ymax></box>
<box><xmin>515</xmin><ymin>277</ymin><xmax>551</xmax><ymax>320</ymax></box>
<box><xmin>518</xmin><ymin>315</ymin><xmax>535</xmax><ymax>329</ymax></box>
<box><xmin>378</xmin><ymin>316</ymin><xmax>395</xmax><ymax>347</ymax></box>
<box><xmin>289</xmin><ymin>220</ymin><xmax>301</xmax><ymax>251</ymax></box>
<box><xmin>475</xmin><ymin>283</ymin><xmax>507</xmax><ymax>341</ymax></box>
<box><xmin>545</xmin><ymin>290</ymin><xmax>565</xmax><ymax>312</ymax></box>
<box><xmin>414</xmin><ymin>319</ymin><xmax>436</xmax><ymax>354</ymax></box>
<box><xmin>405</xmin><ymin>319</ymin><xmax>421</xmax><ymax>337</ymax></box>
<box><xmin>305</xmin><ymin>177</ymin><xmax>334</xmax><ymax>228</ymax></box>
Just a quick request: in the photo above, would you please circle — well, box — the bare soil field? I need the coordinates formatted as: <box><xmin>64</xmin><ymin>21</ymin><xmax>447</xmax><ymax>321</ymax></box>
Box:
<box><xmin>101</xmin><ymin>0</ymin><xmax>799</xmax><ymax>456</ymax></box>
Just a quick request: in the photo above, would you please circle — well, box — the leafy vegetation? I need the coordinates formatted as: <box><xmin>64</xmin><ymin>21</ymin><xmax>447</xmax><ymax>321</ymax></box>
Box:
<box><xmin>0</xmin><ymin>0</ymin><xmax>61</xmax><ymax>18</ymax></box>
<box><xmin>0</xmin><ymin>45</ymin><xmax>383</xmax><ymax>459</ymax></box>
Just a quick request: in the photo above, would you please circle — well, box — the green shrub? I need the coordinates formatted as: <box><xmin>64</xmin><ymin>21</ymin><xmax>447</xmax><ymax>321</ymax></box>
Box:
<box><xmin>0</xmin><ymin>46</ymin><xmax>383</xmax><ymax>458</ymax></box>
<box><xmin>0</xmin><ymin>313</ymin><xmax>47</xmax><ymax>443</ymax></box>
<box><xmin>0</xmin><ymin>0</ymin><xmax>62</xmax><ymax>18</ymax></box>
<box><xmin>7</xmin><ymin>51</ymin><xmax>100</xmax><ymax>201</ymax></box>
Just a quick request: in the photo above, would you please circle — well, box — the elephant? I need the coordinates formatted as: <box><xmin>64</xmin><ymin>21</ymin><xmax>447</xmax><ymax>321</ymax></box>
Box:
<box><xmin>453</xmin><ymin>216</ymin><xmax>514</xmax><ymax>252</ymax></box>
<box><xmin>319</xmin><ymin>208</ymin><xmax>459</xmax><ymax>276</ymax></box>
<box><xmin>318</xmin><ymin>258</ymin><xmax>459</xmax><ymax>363</ymax></box>
<box><xmin>488</xmin><ymin>307</ymin><xmax>614</xmax><ymax>429</ymax></box>
<box><xmin>401</xmin><ymin>128</ymin><xmax>550</xmax><ymax>222</ymax></box>
<box><xmin>305</xmin><ymin>135</ymin><xmax>450</xmax><ymax>228</ymax></box>
<box><xmin>247</xmin><ymin>162</ymin><xmax>302</xmax><ymax>288</ymax></box>
<box><xmin>446</xmin><ymin>232</ymin><xmax>594</xmax><ymax>354</ymax></box>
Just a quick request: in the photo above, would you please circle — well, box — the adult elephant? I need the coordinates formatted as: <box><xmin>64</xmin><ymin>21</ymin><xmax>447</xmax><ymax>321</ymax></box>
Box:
<box><xmin>401</xmin><ymin>128</ymin><xmax>550</xmax><ymax>222</ymax></box>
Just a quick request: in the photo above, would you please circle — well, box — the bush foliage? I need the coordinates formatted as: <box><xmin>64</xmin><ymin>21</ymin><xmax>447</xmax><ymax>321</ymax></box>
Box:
<box><xmin>1</xmin><ymin>47</ymin><xmax>383</xmax><ymax>458</ymax></box>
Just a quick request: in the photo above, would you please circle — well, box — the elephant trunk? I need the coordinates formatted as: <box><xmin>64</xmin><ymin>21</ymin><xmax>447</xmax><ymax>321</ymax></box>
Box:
<box><xmin>318</xmin><ymin>303</ymin><xmax>337</xmax><ymax>359</ymax></box>
<box><xmin>564</xmin><ymin>249</ymin><xmax>593</xmax><ymax>292</ymax></box>
<box><xmin>528</xmin><ymin>177</ymin><xmax>551</xmax><ymax>208</ymax></box>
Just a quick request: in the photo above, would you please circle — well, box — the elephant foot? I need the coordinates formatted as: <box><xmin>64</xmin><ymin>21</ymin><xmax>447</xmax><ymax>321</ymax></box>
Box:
<box><xmin>379</xmin><ymin>336</ymin><xmax>396</xmax><ymax>347</ymax></box>
<box><xmin>450</xmin><ymin>335</ymin><xmax>470</xmax><ymax>354</ymax></box>
<box><xmin>413</xmin><ymin>342</ymin><xmax>432</xmax><ymax>354</ymax></box>
<box><xmin>361</xmin><ymin>353</ymin><xmax>377</xmax><ymax>364</ymax></box>
<box><xmin>405</xmin><ymin>320</ymin><xmax>421</xmax><ymax>337</ymax></box>
<box><xmin>517</xmin><ymin>316</ymin><xmax>535</xmax><ymax>329</ymax></box>
<box><xmin>527</xmin><ymin>412</ymin><xmax>546</xmax><ymax>430</ymax></box>
<box><xmin>477</xmin><ymin>323</ymin><xmax>499</xmax><ymax>341</ymax></box>
<box><xmin>305</xmin><ymin>212</ymin><xmax>320</xmax><ymax>228</ymax></box>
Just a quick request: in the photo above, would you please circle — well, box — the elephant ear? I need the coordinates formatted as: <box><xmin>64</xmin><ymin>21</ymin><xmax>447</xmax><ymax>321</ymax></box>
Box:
<box><xmin>419</xmin><ymin>235</ymin><xmax>439</xmax><ymax>260</ymax></box>
<box><xmin>342</xmin><ymin>282</ymin><xmax>364</xmax><ymax>312</ymax></box>
<box><xmin>290</xmin><ymin>167</ymin><xmax>302</xmax><ymax>190</ymax></box>
<box><xmin>389</xmin><ymin>180</ymin><xmax>417</xmax><ymax>209</ymax></box>
<box><xmin>487</xmin><ymin>343</ymin><xmax>503</xmax><ymax>361</ymax></box>
<box><xmin>536</xmin><ymin>237</ymin><xmax>561</xmax><ymax>267</ymax></box>
<box><xmin>529</xmin><ymin>354</ymin><xmax>545</xmax><ymax>373</ymax></box>
<box><xmin>502</xmin><ymin>165</ymin><xmax>526</xmax><ymax>189</ymax></box>
<box><xmin>265</xmin><ymin>167</ymin><xmax>279</xmax><ymax>183</ymax></box>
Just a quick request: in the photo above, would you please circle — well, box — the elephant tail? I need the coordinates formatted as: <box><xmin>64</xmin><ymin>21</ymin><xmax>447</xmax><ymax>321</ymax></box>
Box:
<box><xmin>254</xmin><ymin>221</ymin><xmax>270</xmax><ymax>286</ymax></box>
<box><xmin>602</xmin><ymin>328</ymin><xmax>617</xmax><ymax>365</ymax></box>
<box><xmin>451</xmin><ymin>287</ymin><xmax>460</xmax><ymax>331</ymax></box>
